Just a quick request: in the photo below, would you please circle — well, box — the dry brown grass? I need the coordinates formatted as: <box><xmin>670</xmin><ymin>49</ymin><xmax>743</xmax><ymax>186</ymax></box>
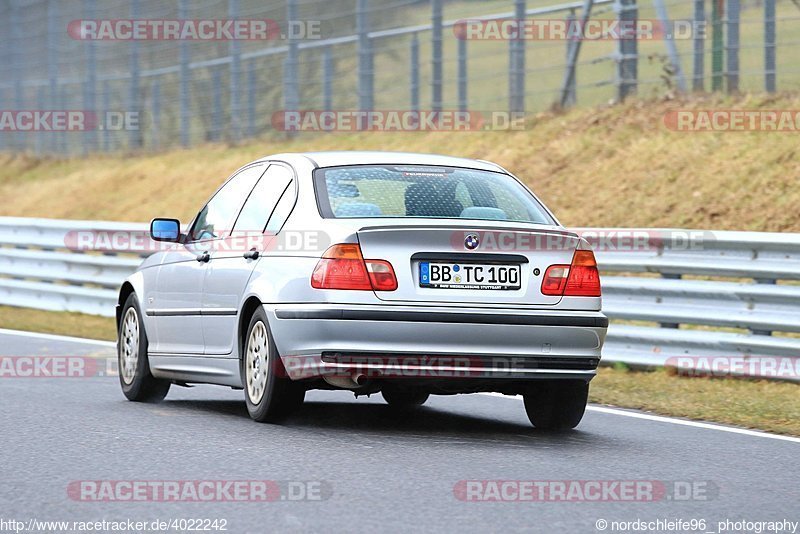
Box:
<box><xmin>2</xmin><ymin>93</ymin><xmax>799</xmax><ymax>230</ymax></box>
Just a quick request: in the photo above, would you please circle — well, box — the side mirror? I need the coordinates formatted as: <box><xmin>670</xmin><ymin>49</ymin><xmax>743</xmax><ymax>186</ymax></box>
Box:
<box><xmin>150</xmin><ymin>218</ymin><xmax>181</xmax><ymax>242</ymax></box>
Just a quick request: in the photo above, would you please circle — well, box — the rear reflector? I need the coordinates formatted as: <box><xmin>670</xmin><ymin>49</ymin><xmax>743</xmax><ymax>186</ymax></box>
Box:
<box><xmin>311</xmin><ymin>244</ymin><xmax>397</xmax><ymax>291</ymax></box>
<box><xmin>541</xmin><ymin>250</ymin><xmax>601</xmax><ymax>297</ymax></box>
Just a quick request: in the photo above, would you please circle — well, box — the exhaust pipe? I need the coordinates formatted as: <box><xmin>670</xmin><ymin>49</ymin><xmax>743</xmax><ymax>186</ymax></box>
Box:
<box><xmin>323</xmin><ymin>371</ymin><xmax>370</xmax><ymax>389</ymax></box>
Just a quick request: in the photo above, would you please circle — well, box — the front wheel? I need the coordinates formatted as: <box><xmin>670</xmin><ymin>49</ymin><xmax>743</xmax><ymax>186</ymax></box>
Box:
<box><xmin>523</xmin><ymin>380</ymin><xmax>588</xmax><ymax>430</ymax></box>
<box><xmin>118</xmin><ymin>293</ymin><xmax>171</xmax><ymax>403</ymax></box>
<box><xmin>242</xmin><ymin>308</ymin><xmax>304</xmax><ymax>423</ymax></box>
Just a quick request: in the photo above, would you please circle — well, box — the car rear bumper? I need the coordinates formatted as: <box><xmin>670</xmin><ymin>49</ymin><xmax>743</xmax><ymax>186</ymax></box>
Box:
<box><xmin>265</xmin><ymin>304</ymin><xmax>606</xmax><ymax>382</ymax></box>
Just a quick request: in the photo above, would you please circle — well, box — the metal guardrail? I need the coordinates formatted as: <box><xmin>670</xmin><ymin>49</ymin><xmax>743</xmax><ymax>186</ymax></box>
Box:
<box><xmin>1</xmin><ymin>218</ymin><xmax>798</xmax><ymax>381</ymax></box>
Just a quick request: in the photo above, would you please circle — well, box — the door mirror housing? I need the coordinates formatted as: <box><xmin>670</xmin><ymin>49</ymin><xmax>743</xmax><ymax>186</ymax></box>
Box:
<box><xmin>150</xmin><ymin>218</ymin><xmax>182</xmax><ymax>242</ymax></box>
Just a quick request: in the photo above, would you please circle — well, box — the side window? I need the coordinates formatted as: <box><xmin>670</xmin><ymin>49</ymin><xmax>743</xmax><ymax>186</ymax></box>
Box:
<box><xmin>233</xmin><ymin>165</ymin><xmax>293</xmax><ymax>233</ymax></box>
<box><xmin>190</xmin><ymin>164</ymin><xmax>266</xmax><ymax>241</ymax></box>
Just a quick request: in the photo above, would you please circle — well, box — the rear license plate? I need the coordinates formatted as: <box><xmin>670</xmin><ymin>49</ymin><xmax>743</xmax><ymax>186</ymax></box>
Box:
<box><xmin>419</xmin><ymin>262</ymin><xmax>521</xmax><ymax>290</ymax></box>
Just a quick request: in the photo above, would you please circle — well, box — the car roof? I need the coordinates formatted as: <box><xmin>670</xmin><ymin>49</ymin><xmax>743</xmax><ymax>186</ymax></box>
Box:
<box><xmin>258</xmin><ymin>151</ymin><xmax>506</xmax><ymax>173</ymax></box>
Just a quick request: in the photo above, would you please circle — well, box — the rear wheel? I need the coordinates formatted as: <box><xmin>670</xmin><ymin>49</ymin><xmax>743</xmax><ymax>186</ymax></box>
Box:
<box><xmin>382</xmin><ymin>386</ymin><xmax>429</xmax><ymax>410</ymax></box>
<box><xmin>118</xmin><ymin>293</ymin><xmax>170</xmax><ymax>403</ymax></box>
<box><xmin>243</xmin><ymin>308</ymin><xmax>304</xmax><ymax>423</ymax></box>
<box><xmin>523</xmin><ymin>380</ymin><xmax>588</xmax><ymax>430</ymax></box>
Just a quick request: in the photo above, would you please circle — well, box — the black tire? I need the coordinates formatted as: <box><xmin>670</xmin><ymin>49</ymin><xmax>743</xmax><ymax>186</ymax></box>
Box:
<box><xmin>242</xmin><ymin>308</ymin><xmax>304</xmax><ymax>423</ymax></box>
<box><xmin>381</xmin><ymin>385</ymin><xmax>429</xmax><ymax>410</ymax></box>
<box><xmin>118</xmin><ymin>293</ymin><xmax>171</xmax><ymax>403</ymax></box>
<box><xmin>522</xmin><ymin>380</ymin><xmax>589</xmax><ymax>430</ymax></box>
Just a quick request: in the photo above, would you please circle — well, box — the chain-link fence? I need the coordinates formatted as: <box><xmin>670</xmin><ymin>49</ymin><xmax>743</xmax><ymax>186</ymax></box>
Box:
<box><xmin>0</xmin><ymin>0</ymin><xmax>797</xmax><ymax>156</ymax></box>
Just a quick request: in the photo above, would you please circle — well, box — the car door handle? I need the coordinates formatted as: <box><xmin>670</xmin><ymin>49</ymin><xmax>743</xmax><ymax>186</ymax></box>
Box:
<box><xmin>196</xmin><ymin>251</ymin><xmax>210</xmax><ymax>263</ymax></box>
<box><xmin>243</xmin><ymin>249</ymin><xmax>260</xmax><ymax>260</ymax></box>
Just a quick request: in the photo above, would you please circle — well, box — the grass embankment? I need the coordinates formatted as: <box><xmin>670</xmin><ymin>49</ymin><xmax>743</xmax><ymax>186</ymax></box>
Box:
<box><xmin>1</xmin><ymin>94</ymin><xmax>798</xmax><ymax>434</ymax></box>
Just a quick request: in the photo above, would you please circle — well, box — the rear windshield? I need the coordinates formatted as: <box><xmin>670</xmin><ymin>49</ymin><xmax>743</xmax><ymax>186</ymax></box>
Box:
<box><xmin>314</xmin><ymin>165</ymin><xmax>555</xmax><ymax>224</ymax></box>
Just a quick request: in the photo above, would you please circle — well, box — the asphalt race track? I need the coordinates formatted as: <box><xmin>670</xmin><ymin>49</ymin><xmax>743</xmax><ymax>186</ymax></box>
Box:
<box><xmin>1</xmin><ymin>330</ymin><xmax>798</xmax><ymax>534</ymax></box>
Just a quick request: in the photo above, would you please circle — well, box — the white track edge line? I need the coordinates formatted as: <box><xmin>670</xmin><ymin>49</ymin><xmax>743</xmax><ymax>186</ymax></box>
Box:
<box><xmin>479</xmin><ymin>392</ymin><xmax>800</xmax><ymax>444</ymax></box>
<box><xmin>0</xmin><ymin>328</ymin><xmax>116</xmax><ymax>348</ymax></box>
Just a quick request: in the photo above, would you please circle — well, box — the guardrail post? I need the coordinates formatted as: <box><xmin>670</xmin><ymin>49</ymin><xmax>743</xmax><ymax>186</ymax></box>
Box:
<box><xmin>432</xmin><ymin>0</ymin><xmax>443</xmax><ymax>113</ymax></box>
<box><xmin>726</xmin><ymin>0</ymin><xmax>740</xmax><ymax>93</ymax></box>
<box><xmin>764</xmin><ymin>0</ymin><xmax>776</xmax><ymax>92</ymax></box>
<box><xmin>410</xmin><ymin>33</ymin><xmax>420</xmax><ymax>112</ymax></box>
<box><xmin>692</xmin><ymin>0</ymin><xmax>705</xmax><ymax>91</ymax></box>
<box><xmin>509</xmin><ymin>0</ymin><xmax>526</xmax><ymax>114</ymax></box>
<box><xmin>323</xmin><ymin>46</ymin><xmax>333</xmax><ymax>112</ymax></box>
<box><xmin>178</xmin><ymin>0</ymin><xmax>191</xmax><ymax>146</ymax></box>
<box><xmin>229</xmin><ymin>0</ymin><xmax>241</xmax><ymax>141</ymax></box>
<box><xmin>129</xmin><ymin>0</ymin><xmax>142</xmax><ymax>149</ymax></box>
<box><xmin>616</xmin><ymin>0</ymin><xmax>638</xmax><ymax>101</ymax></box>
<box><xmin>357</xmin><ymin>0</ymin><xmax>374</xmax><ymax>119</ymax></box>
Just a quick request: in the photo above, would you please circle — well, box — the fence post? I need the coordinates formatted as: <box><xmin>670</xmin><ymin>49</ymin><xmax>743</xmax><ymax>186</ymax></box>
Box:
<box><xmin>432</xmin><ymin>0</ymin><xmax>443</xmax><ymax>113</ymax></box>
<box><xmin>653</xmin><ymin>0</ymin><xmax>687</xmax><ymax>92</ymax></box>
<box><xmin>563</xmin><ymin>10</ymin><xmax>577</xmax><ymax>107</ymax></box>
<box><xmin>247</xmin><ymin>61</ymin><xmax>257</xmax><ymax>137</ymax></box>
<box><xmin>151</xmin><ymin>79</ymin><xmax>161</xmax><ymax>151</ymax></box>
<box><xmin>692</xmin><ymin>0</ymin><xmax>705</xmax><ymax>91</ymax></box>
<box><xmin>229</xmin><ymin>0</ymin><xmax>241</xmax><ymax>141</ymax></box>
<box><xmin>457</xmin><ymin>33</ymin><xmax>467</xmax><ymax>113</ymax></box>
<box><xmin>102</xmin><ymin>80</ymin><xmax>110</xmax><ymax>152</ymax></box>
<box><xmin>35</xmin><ymin>86</ymin><xmax>45</xmax><ymax>157</ymax></box>
<box><xmin>10</xmin><ymin>2</ymin><xmax>24</xmax><ymax>152</ymax></box>
<box><xmin>129</xmin><ymin>0</ymin><xmax>142</xmax><ymax>149</ymax></box>
<box><xmin>559</xmin><ymin>0</ymin><xmax>594</xmax><ymax>108</ymax></box>
<box><xmin>284</xmin><ymin>0</ymin><xmax>300</xmax><ymax>119</ymax></box>
<box><xmin>617</xmin><ymin>0</ymin><xmax>638</xmax><ymax>101</ymax></box>
<box><xmin>764</xmin><ymin>0</ymin><xmax>776</xmax><ymax>92</ymax></box>
<box><xmin>178</xmin><ymin>0</ymin><xmax>191</xmax><ymax>146</ymax></box>
<box><xmin>83</xmin><ymin>0</ymin><xmax>97</xmax><ymax>155</ymax></box>
<box><xmin>726</xmin><ymin>0</ymin><xmax>739</xmax><ymax>93</ymax></box>
<box><xmin>410</xmin><ymin>33</ymin><xmax>420</xmax><ymax>112</ymax></box>
<box><xmin>323</xmin><ymin>47</ymin><xmax>333</xmax><ymax>112</ymax></box>
<box><xmin>357</xmin><ymin>0</ymin><xmax>374</xmax><ymax>115</ymax></box>
<box><xmin>711</xmin><ymin>0</ymin><xmax>723</xmax><ymax>91</ymax></box>
<box><xmin>212</xmin><ymin>68</ymin><xmax>223</xmax><ymax>142</ymax></box>
<box><xmin>509</xmin><ymin>0</ymin><xmax>526</xmax><ymax>113</ymax></box>
<box><xmin>47</xmin><ymin>0</ymin><xmax>60</xmax><ymax>155</ymax></box>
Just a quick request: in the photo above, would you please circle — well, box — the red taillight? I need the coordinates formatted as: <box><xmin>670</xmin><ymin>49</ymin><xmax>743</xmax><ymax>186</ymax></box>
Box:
<box><xmin>311</xmin><ymin>244</ymin><xmax>397</xmax><ymax>291</ymax></box>
<box><xmin>540</xmin><ymin>250</ymin><xmax>601</xmax><ymax>297</ymax></box>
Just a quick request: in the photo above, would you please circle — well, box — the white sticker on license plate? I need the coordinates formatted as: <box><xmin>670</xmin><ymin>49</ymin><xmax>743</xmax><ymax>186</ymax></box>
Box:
<box><xmin>419</xmin><ymin>262</ymin><xmax>521</xmax><ymax>290</ymax></box>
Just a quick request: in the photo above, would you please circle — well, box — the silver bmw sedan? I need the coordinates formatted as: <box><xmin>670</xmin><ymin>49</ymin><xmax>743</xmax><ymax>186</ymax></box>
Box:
<box><xmin>116</xmin><ymin>151</ymin><xmax>607</xmax><ymax>429</ymax></box>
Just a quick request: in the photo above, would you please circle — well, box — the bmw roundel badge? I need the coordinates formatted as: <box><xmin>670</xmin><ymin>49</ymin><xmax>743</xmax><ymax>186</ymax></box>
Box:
<box><xmin>464</xmin><ymin>233</ymin><xmax>480</xmax><ymax>250</ymax></box>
